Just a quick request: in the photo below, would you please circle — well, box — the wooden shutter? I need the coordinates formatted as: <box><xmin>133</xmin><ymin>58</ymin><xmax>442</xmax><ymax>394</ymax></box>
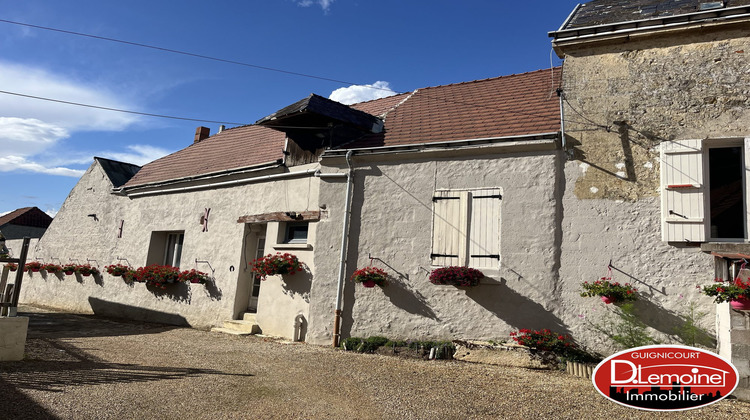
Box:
<box><xmin>469</xmin><ymin>189</ymin><xmax>501</xmax><ymax>268</ymax></box>
<box><xmin>431</xmin><ymin>191</ymin><xmax>469</xmax><ymax>266</ymax></box>
<box><xmin>661</xmin><ymin>140</ymin><xmax>706</xmax><ymax>242</ymax></box>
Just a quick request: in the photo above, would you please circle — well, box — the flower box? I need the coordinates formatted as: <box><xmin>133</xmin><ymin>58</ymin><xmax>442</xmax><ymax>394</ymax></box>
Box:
<box><xmin>178</xmin><ymin>269</ymin><xmax>210</xmax><ymax>284</ymax></box>
<box><xmin>351</xmin><ymin>266</ymin><xmax>388</xmax><ymax>288</ymax></box>
<box><xmin>250</xmin><ymin>253</ymin><xmax>304</xmax><ymax>280</ymax></box>
<box><xmin>43</xmin><ymin>263</ymin><xmax>63</xmax><ymax>274</ymax></box>
<box><xmin>76</xmin><ymin>264</ymin><xmax>100</xmax><ymax>277</ymax></box>
<box><xmin>24</xmin><ymin>261</ymin><xmax>43</xmax><ymax>272</ymax></box>
<box><xmin>730</xmin><ymin>298</ymin><xmax>750</xmax><ymax>311</ymax></box>
<box><xmin>6</xmin><ymin>263</ymin><xmax>18</xmax><ymax>272</ymax></box>
<box><xmin>429</xmin><ymin>266</ymin><xmax>484</xmax><ymax>287</ymax></box>
<box><xmin>135</xmin><ymin>265</ymin><xmax>181</xmax><ymax>289</ymax></box>
<box><xmin>105</xmin><ymin>264</ymin><xmax>130</xmax><ymax>277</ymax></box>
<box><xmin>702</xmin><ymin>276</ymin><xmax>750</xmax><ymax>305</ymax></box>
<box><xmin>62</xmin><ymin>264</ymin><xmax>77</xmax><ymax>275</ymax></box>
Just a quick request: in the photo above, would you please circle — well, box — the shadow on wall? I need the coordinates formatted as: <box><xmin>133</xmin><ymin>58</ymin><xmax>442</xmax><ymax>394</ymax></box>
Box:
<box><xmin>145</xmin><ymin>282</ymin><xmax>191</xmax><ymax>304</ymax></box>
<box><xmin>88</xmin><ymin>297</ymin><xmax>190</xmax><ymax>327</ymax></box>
<box><xmin>382</xmin><ymin>276</ymin><xmax>440</xmax><ymax>321</ymax></box>
<box><xmin>281</xmin><ymin>270</ymin><xmax>312</xmax><ymax>303</ymax></box>
<box><xmin>465</xmin><ymin>278</ymin><xmax>571</xmax><ymax>334</ymax></box>
<box><xmin>203</xmin><ymin>279</ymin><xmax>223</xmax><ymax>301</ymax></box>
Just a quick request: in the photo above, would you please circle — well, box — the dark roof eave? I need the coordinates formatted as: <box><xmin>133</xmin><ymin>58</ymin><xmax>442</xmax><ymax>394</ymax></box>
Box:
<box><xmin>117</xmin><ymin>160</ymin><xmax>284</xmax><ymax>194</ymax></box>
<box><xmin>549</xmin><ymin>4</ymin><xmax>750</xmax><ymax>42</ymax></box>
<box><xmin>321</xmin><ymin>132</ymin><xmax>561</xmax><ymax>158</ymax></box>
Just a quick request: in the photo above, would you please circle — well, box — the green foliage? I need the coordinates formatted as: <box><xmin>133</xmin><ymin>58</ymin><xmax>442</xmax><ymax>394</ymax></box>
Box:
<box><xmin>593</xmin><ymin>303</ymin><xmax>659</xmax><ymax>349</ymax></box>
<box><xmin>510</xmin><ymin>329</ymin><xmax>600</xmax><ymax>364</ymax></box>
<box><xmin>702</xmin><ymin>277</ymin><xmax>750</xmax><ymax>303</ymax></box>
<box><xmin>340</xmin><ymin>336</ymin><xmax>455</xmax><ymax>359</ymax></box>
<box><xmin>673</xmin><ymin>301</ymin><xmax>714</xmax><ymax>348</ymax></box>
<box><xmin>340</xmin><ymin>337</ymin><xmax>362</xmax><ymax>351</ymax></box>
<box><xmin>580</xmin><ymin>278</ymin><xmax>637</xmax><ymax>303</ymax></box>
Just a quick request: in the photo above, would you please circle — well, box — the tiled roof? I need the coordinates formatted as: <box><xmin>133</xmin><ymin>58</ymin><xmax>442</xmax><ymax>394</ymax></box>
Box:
<box><xmin>0</xmin><ymin>207</ymin><xmax>53</xmax><ymax>228</ymax></box>
<box><xmin>563</xmin><ymin>0</ymin><xmax>750</xmax><ymax>29</ymax></box>
<box><xmin>343</xmin><ymin>68</ymin><xmax>561</xmax><ymax>149</ymax></box>
<box><xmin>123</xmin><ymin>125</ymin><xmax>286</xmax><ymax>188</ymax></box>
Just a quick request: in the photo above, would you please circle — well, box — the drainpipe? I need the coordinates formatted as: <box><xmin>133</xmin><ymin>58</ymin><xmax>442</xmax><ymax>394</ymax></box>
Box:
<box><xmin>557</xmin><ymin>87</ymin><xmax>567</xmax><ymax>154</ymax></box>
<box><xmin>332</xmin><ymin>150</ymin><xmax>355</xmax><ymax>347</ymax></box>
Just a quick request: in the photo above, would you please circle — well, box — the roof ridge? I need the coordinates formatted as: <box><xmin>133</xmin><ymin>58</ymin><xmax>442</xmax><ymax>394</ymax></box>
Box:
<box><xmin>417</xmin><ymin>67</ymin><xmax>561</xmax><ymax>92</ymax></box>
<box><xmin>93</xmin><ymin>156</ymin><xmax>142</xmax><ymax>168</ymax></box>
<box><xmin>380</xmin><ymin>89</ymin><xmax>418</xmax><ymax>120</ymax></box>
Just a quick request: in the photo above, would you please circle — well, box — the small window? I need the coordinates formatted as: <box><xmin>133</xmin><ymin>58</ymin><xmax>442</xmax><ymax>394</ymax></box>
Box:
<box><xmin>146</xmin><ymin>231</ymin><xmax>185</xmax><ymax>268</ymax></box>
<box><xmin>283</xmin><ymin>222</ymin><xmax>309</xmax><ymax>244</ymax></box>
<box><xmin>431</xmin><ymin>188</ymin><xmax>501</xmax><ymax>268</ymax></box>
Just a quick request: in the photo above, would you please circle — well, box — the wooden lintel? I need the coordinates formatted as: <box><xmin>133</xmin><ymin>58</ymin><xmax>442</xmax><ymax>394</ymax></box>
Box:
<box><xmin>237</xmin><ymin>210</ymin><xmax>321</xmax><ymax>224</ymax></box>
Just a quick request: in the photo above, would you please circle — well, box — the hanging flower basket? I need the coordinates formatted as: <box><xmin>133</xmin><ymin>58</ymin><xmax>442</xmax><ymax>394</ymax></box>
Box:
<box><xmin>6</xmin><ymin>262</ymin><xmax>18</xmax><ymax>272</ymax></box>
<box><xmin>76</xmin><ymin>264</ymin><xmax>100</xmax><ymax>277</ymax></box>
<box><xmin>580</xmin><ymin>267</ymin><xmax>637</xmax><ymax>304</ymax></box>
<box><xmin>702</xmin><ymin>276</ymin><xmax>750</xmax><ymax>305</ymax></box>
<box><xmin>25</xmin><ymin>261</ymin><xmax>43</xmax><ymax>272</ymax></box>
<box><xmin>43</xmin><ymin>263</ymin><xmax>63</xmax><ymax>274</ymax></box>
<box><xmin>351</xmin><ymin>266</ymin><xmax>388</xmax><ymax>288</ymax></box>
<box><xmin>178</xmin><ymin>269</ymin><xmax>211</xmax><ymax>284</ymax></box>
<box><xmin>429</xmin><ymin>266</ymin><xmax>484</xmax><ymax>287</ymax></box>
<box><xmin>250</xmin><ymin>253</ymin><xmax>304</xmax><ymax>280</ymax></box>
<box><xmin>105</xmin><ymin>264</ymin><xmax>130</xmax><ymax>277</ymax></box>
<box><xmin>62</xmin><ymin>264</ymin><xmax>77</xmax><ymax>275</ymax></box>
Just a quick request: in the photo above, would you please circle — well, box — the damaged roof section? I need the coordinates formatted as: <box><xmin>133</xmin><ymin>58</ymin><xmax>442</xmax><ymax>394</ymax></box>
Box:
<box><xmin>257</xmin><ymin>94</ymin><xmax>384</xmax><ymax>150</ymax></box>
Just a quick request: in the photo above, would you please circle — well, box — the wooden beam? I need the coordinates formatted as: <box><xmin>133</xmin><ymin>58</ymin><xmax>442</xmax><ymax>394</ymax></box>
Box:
<box><xmin>237</xmin><ymin>210</ymin><xmax>321</xmax><ymax>224</ymax></box>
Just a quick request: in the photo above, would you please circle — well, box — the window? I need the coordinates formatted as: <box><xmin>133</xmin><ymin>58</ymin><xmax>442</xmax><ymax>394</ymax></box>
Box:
<box><xmin>282</xmin><ymin>222</ymin><xmax>308</xmax><ymax>244</ymax></box>
<box><xmin>431</xmin><ymin>188</ymin><xmax>501</xmax><ymax>268</ymax></box>
<box><xmin>660</xmin><ymin>139</ymin><xmax>748</xmax><ymax>242</ymax></box>
<box><xmin>146</xmin><ymin>231</ymin><xmax>184</xmax><ymax>267</ymax></box>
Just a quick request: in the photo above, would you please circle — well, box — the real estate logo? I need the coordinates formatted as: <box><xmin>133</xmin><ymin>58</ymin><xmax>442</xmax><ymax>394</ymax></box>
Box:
<box><xmin>592</xmin><ymin>345</ymin><xmax>738</xmax><ymax>411</ymax></box>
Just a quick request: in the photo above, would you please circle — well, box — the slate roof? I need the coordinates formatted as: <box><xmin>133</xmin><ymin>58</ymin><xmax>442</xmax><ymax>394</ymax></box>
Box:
<box><xmin>562</xmin><ymin>0</ymin><xmax>750</xmax><ymax>30</ymax></box>
<box><xmin>0</xmin><ymin>207</ymin><xmax>53</xmax><ymax>228</ymax></box>
<box><xmin>123</xmin><ymin>125</ymin><xmax>286</xmax><ymax>188</ymax></box>
<box><xmin>344</xmin><ymin>68</ymin><xmax>561</xmax><ymax>149</ymax></box>
<box><xmin>94</xmin><ymin>157</ymin><xmax>141</xmax><ymax>188</ymax></box>
<box><xmin>256</xmin><ymin>94</ymin><xmax>383</xmax><ymax>132</ymax></box>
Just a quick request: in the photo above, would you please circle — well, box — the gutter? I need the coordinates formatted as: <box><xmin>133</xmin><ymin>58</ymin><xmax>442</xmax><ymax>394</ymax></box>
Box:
<box><xmin>321</xmin><ymin>132</ymin><xmax>560</xmax><ymax>159</ymax></box>
<box><xmin>331</xmin><ymin>150</ymin><xmax>354</xmax><ymax>347</ymax></box>
<box><xmin>114</xmin><ymin>162</ymin><xmax>284</xmax><ymax>196</ymax></box>
<box><xmin>549</xmin><ymin>5</ymin><xmax>750</xmax><ymax>43</ymax></box>
<box><xmin>122</xmin><ymin>167</ymin><xmax>318</xmax><ymax>198</ymax></box>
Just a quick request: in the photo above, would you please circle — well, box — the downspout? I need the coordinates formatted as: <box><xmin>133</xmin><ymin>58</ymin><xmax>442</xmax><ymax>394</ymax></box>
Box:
<box><xmin>557</xmin><ymin>88</ymin><xmax>568</xmax><ymax>156</ymax></box>
<box><xmin>332</xmin><ymin>150</ymin><xmax>355</xmax><ymax>347</ymax></box>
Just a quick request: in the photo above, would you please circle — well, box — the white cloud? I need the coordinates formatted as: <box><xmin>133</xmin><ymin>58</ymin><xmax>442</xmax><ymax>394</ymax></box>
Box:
<box><xmin>0</xmin><ymin>117</ymin><xmax>69</xmax><ymax>157</ymax></box>
<box><xmin>0</xmin><ymin>61</ymin><xmax>139</xmax><ymax>131</ymax></box>
<box><xmin>297</xmin><ymin>0</ymin><xmax>334</xmax><ymax>12</ymax></box>
<box><xmin>329</xmin><ymin>81</ymin><xmax>398</xmax><ymax>105</ymax></box>
<box><xmin>100</xmin><ymin>145</ymin><xmax>172</xmax><ymax>166</ymax></box>
<box><xmin>45</xmin><ymin>208</ymin><xmax>59</xmax><ymax>218</ymax></box>
<box><xmin>0</xmin><ymin>155</ymin><xmax>84</xmax><ymax>177</ymax></box>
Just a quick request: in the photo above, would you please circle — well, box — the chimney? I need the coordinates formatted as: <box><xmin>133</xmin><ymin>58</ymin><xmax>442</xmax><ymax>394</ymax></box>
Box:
<box><xmin>194</xmin><ymin>126</ymin><xmax>210</xmax><ymax>143</ymax></box>
<box><xmin>218</xmin><ymin>124</ymin><xmax>226</xmax><ymax>133</ymax></box>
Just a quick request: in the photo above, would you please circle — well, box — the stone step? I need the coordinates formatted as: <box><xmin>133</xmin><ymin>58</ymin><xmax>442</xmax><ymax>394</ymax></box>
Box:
<box><xmin>210</xmin><ymin>327</ymin><xmax>254</xmax><ymax>336</ymax></box>
<box><xmin>222</xmin><ymin>319</ymin><xmax>261</xmax><ymax>334</ymax></box>
<box><xmin>241</xmin><ymin>312</ymin><xmax>257</xmax><ymax>322</ymax></box>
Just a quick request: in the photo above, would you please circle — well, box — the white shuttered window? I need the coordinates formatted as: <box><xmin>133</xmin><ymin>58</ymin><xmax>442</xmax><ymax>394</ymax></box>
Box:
<box><xmin>431</xmin><ymin>188</ymin><xmax>501</xmax><ymax>268</ymax></box>
<box><xmin>660</xmin><ymin>140</ymin><xmax>706</xmax><ymax>242</ymax></box>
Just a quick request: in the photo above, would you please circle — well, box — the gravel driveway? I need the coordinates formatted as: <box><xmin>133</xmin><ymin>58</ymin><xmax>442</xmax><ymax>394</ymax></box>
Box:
<box><xmin>1</xmin><ymin>305</ymin><xmax>749</xmax><ymax>419</ymax></box>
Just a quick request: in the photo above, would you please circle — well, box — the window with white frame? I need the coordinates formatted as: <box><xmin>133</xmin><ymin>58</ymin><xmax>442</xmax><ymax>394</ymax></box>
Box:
<box><xmin>660</xmin><ymin>138</ymin><xmax>747</xmax><ymax>242</ymax></box>
<box><xmin>431</xmin><ymin>188</ymin><xmax>501</xmax><ymax>268</ymax></box>
<box><xmin>146</xmin><ymin>231</ymin><xmax>185</xmax><ymax>268</ymax></box>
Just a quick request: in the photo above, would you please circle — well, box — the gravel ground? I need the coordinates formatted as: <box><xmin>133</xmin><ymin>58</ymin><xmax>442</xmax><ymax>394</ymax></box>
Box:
<box><xmin>1</xmin><ymin>306</ymin><xmax>749</xmax><ymax>419</ymax></box>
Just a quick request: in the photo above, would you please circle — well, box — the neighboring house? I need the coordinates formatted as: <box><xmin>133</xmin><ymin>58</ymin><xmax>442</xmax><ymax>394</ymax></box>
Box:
<box><xmin>0</xmin><ymin>207</ymin><xmax>52</xmax><ymax>240</ymax></box>
<box><xmin>550</xmin><ymin>0</ymin><xmax>750</xmax><ymax>400</ymax></box>
<box><xmin>14</xmin><ymin>0</ymin><xmax>750</xmax><ymax>401</ymax></box>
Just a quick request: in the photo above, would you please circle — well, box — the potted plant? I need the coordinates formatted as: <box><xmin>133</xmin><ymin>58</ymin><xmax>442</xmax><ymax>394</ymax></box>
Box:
<box><xmin>250</xmin><ymin>253</ymin><xmax>304</xmax><ymax>280</ymax></box>
<box><xmin>62</xmin><ymin>264</ymin><xmax>78</xmax><ymax>275</ymax></box>
<box><xmin>76</xmin><ymin>264</ymin><xmax>100</xmax><ymax>277</ymax></box>
<box><xmin>351</xmin><ymin>266</ymin><xmax>388</xmax><ymax>288</ymax></box>
<box><xmin>429</xmin><ymin>266</ymin><xmax>484</xmax><ymax>287</ymax></box>
<box><xmin>580</xmin><ymin>278</ymin><xmax>637</xmax><ymax>304</ymax></box>
<box><xmin>43</xmin><ymin>263</ymin><xmax>63</xmax><ymax>274</ymax></box>
<box><xmin>105</xmin><ymin>264</ymin><xmax>130</xmax><ymax>277</ymax></box>
<box><xmin>178</xmin><ymin>269</ymin><xmax>211</xmax><ymax>284</ymax></box>
<box><xmin>25</xmin><ymin>261</ymin><xmax>44</xmax><ymax>272</ymax></box>
<box><xmin>6</xmin><ymin>262</ymin><xmax>18</xmax><ymax>272</ymax></box>
<box><xmin>702</xmin><ymin>277</ymin><xmax>750</xmax><ymax>310</ymax></box>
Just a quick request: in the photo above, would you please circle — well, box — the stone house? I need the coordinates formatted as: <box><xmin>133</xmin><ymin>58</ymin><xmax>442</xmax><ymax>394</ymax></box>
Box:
<box><xmin>0</xmin><ymin>207</ymin><xmax>53</xmax><ymax>256</ymax></box>
<box><xmin>550</xmin><ymin>0</ymin><xmax>750</xmax><ymax>400</ymax></box>
<box><xmin>13</xmin><ymin>0</ymin><xmax>750</xmax><ymax>400</ymax></box>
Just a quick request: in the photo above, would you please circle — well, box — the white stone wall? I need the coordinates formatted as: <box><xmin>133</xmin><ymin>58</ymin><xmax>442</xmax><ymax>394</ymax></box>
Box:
<box><xmin>19</xmin><ymin>160</ymin><xmax>321</xmax><ymax>338</ymax></box>
<box><xmin>308</xmin><ymin>149</ymin><xmax>563</xmax><ymax>345</ymax></box>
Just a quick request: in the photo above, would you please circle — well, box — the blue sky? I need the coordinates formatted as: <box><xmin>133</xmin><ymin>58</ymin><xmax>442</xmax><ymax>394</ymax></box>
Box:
<box><xmin>0</xmin><ymin>0</ymin><xmax>581</xmax><ymax>216</ymax></box>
